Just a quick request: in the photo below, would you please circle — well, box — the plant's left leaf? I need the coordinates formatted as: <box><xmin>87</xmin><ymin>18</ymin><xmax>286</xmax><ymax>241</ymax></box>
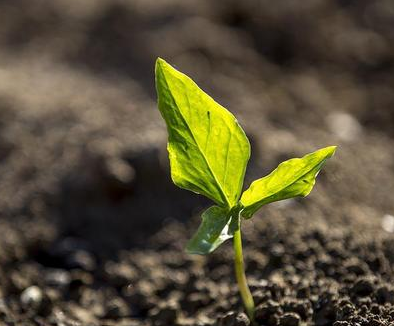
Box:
<box><xmin>186</xmin><ymin>206</ymin><xmax>239</xmax><ymax>255</ymax></box>
<box><xmin>155</xmin><ymin>58</ymin><xmax>250</xmax><ymax>208</ymax></box>
<box><xmin>240</xmin><ymin>146</ymin><xmax>336</xmax><ymax>218</ymax></box>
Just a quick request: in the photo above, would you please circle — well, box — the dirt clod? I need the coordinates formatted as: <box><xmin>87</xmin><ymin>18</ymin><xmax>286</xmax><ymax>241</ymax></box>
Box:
<box><xmin>219</xmin><ymin>312</ymin><xmax>250</xmax><ymax>326</ymax></box>
<box><xmin>279</xmin><ymin>312</ymin><xmax>301</xmax><ymax>326</ymax></box>
<box><xmin>351</xmin><ymin>278</ymin><xmax>375</xmax><ymax>297</ymax></box>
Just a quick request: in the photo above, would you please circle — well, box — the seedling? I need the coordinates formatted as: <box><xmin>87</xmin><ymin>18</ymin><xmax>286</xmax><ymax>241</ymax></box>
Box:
<box><xmin>155</xmin><ymin>58</ymin><xmax>336</xmax><ymax>321</ymax></box>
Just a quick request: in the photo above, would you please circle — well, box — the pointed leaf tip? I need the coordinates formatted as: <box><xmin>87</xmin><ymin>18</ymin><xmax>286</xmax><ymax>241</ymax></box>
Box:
<box><xmin>155</xmin><ymin>57</ymin><xmax>166</xmax><ymax>70</ymax></box>
<box><xmin>323</xmin><ymin>145</ymin><xmax>337</xmax><ymax>157</ymax></box>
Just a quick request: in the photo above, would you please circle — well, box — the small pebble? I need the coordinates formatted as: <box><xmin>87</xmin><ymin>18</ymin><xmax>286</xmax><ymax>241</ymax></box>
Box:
<box><xmin>381</xmin><ymin>214</ymin><xmax>394</xmax><ymax>233</ymax></box>
<box><xmin>326</xmin><ymin>112</ymin><xmax>362</xmax><ymax>141</ymax></box>
<box><xmin>45</xmin><ymin>269</ymin><xmax>71</xmax><ymax>288</ymax></box>
<box><xmin>20</xmin><ymin>286</ymin><xmax>43</xmax><ymax>310</ymax></box>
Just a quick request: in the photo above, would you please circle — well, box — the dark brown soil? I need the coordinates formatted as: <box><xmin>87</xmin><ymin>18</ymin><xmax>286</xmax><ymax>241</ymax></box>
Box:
<box><xmin>0</xmin><ymin>1</ymin><xmax>394</xmax><ymax>325</ymax></box>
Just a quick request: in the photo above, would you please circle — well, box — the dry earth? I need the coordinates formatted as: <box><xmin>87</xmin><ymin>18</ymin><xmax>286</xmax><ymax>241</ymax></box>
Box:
<box><xmin>0</xmin><ymin>1</ymin><xmax>393</xmax><ymax>325</ymax></box>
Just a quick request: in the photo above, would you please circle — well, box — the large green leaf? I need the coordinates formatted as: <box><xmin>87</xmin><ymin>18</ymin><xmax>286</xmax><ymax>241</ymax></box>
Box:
<box><xmin>240</xmin><ymin>146</ymin><xmax>336</xmax><ymax>218</ymax></box>
<box><xmin>155</xmin><ymin>58</ymin><xmax>250</xmax><ymax>208</ymax></box>
<box><xmin>186</xmin><ymin>206</ymin><xmax>239</xmax><ymax>255</ymax></box>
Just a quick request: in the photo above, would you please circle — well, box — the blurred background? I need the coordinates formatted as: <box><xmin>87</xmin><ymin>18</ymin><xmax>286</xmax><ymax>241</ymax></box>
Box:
<box><xmin>0</xmin><ymin>1</ymin><xmax>394</xmax><ymax>325</ymax></box>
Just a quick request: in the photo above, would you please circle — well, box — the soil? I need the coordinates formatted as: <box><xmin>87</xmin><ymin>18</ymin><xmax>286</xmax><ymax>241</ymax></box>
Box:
<box><xmin>0</xmin><ymin>1</ymin><xmax>394</xmax><ymax>325</ymax></box>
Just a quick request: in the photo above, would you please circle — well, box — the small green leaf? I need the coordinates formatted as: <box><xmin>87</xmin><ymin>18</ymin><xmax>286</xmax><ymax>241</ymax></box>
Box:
<box><xmin>240</xmin><ymin>146</ymin><xmax>336</xmax><ymax>218</ymax></box>
<box><xmin>186</xmin><ymin>206</ymin><xmax>239</xmax><ymax>255</ymax></box>
<box><xmin>155</xmin><ymin>58</ymin><xmax>250</xmax><ymax>208</ymax></box>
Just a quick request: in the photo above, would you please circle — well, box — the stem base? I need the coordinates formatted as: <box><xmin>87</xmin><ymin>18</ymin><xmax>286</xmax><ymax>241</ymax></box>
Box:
<box><xmin>233</xmin><ymin>227</ymin><xmax>255</xmax><ymax>321</ymax></box>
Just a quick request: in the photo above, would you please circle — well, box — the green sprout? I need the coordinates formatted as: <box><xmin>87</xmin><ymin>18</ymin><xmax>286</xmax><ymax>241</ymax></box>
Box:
<box><xmin>155</xmin><ymin>57</ymin><xmax>336</xmax><ymax>321</ymax></box>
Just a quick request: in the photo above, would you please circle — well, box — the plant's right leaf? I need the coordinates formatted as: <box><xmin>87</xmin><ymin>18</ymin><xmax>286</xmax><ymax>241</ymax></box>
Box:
<box><xmin>240</xmin><ymin>146</ymin><xmax>336</xmax><ymax>218</ymax></box>
<box><xmin>155</xmin><ymin>58</ymin><xmax>250</xmax><ymax>209</ymax></box>
<box><xmin>186</xmin><ymin>205</ymin><xmax>239</xmax><ymax>255</ymax></box>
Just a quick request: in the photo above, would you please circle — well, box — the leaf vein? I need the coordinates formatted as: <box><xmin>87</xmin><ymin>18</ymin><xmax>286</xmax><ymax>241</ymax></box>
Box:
<box><xmin>161</xmin><ymin>72</ymin><xmax>231</xmax><ymax>207</ymax></box>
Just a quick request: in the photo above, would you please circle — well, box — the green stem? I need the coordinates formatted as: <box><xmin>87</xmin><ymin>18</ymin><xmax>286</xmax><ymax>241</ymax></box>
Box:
<box><xmin>233</xmin><ymin>227</ymin><xmax>255</xmax><ymax>321</ymax></box>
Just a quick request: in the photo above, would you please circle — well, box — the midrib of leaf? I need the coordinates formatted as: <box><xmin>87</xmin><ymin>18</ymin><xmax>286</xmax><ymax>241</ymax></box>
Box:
<box><xmin>161</xmin><ymin>73</ymin><xmax>232</xmax><ymax>208</ymax></box>
<box><xmin>204</xmin><ymin>111</ymin><xmax>211</xmax><ymax>152</ymax></box>
<box><xmin>222</xmin><ymin>126</ymin><xmax>233</xmax><ymax>189</ymax></box>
